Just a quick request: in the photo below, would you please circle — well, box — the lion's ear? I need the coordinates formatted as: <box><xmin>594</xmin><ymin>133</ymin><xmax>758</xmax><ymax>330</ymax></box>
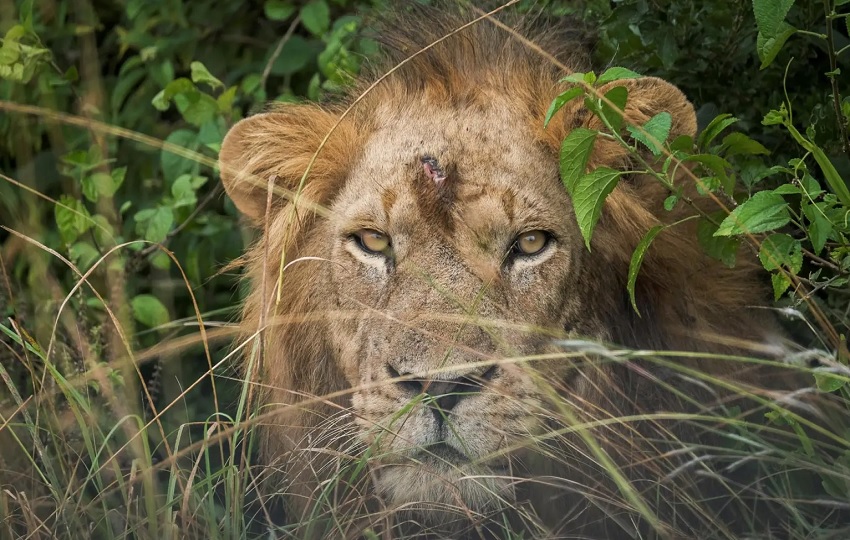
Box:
<box><xmin>218</xmin><ymin>104</ymin><xmax>358</xmax><ymax>225</ymax></box>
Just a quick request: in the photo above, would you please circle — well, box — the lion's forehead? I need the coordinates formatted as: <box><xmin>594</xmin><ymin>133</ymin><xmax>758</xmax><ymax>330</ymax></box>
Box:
<box><xmin>333</xmin><ymin>102</ymin><xmax>568</xmax><ymax>239</ymax></box>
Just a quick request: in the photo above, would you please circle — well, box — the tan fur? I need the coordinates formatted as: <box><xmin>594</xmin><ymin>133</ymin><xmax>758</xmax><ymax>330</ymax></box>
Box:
<box><xmin>219</xmin><ymin>5</ymin><xmax>787</xmax><ymax>538</ymax></box>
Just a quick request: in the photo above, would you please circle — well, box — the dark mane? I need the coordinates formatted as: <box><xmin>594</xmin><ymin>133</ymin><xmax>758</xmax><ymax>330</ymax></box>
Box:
<box><xmin>348</xmin><ymin>2</ymin><xmax>594</xmax><ymax>110</ymax></box>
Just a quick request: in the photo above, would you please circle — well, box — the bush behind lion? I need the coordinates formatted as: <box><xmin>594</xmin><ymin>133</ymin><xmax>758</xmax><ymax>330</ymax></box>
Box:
<box><xmin>0</xmin><ymin>0</ymin><xmax>848</xmax><ymax>537</ymax></box>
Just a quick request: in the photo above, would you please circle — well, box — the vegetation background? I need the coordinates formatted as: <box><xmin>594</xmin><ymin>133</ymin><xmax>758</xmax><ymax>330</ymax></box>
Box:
<box><xmin>0</xmin><ymin>0</ymin><xmax>848</xmax><ymax>538</ymax></box>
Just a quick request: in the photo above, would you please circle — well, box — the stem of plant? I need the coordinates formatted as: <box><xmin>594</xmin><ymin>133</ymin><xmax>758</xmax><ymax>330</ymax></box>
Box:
<box><xmin>823</xmin><ymin>0</ymin><xmax>850</xmax><ymax>157</ymax></box>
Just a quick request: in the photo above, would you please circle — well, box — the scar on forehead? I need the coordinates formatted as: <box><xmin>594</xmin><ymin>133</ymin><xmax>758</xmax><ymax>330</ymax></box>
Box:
<box><xmin>421</xmin><ymin>155</ymin><xmax>447</xmax><ymax>188</ymax></box>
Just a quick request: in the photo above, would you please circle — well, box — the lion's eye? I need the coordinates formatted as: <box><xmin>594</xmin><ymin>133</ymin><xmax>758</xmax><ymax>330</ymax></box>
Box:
<box><xmin>513</xmin><ymin>230</ymin><xmax>549</xmax><ymax>256</ymax></box>
<box><xmin>354</xmin><ymin>229</ymin><xmax>391</xmax><ymax>255</ymax></box>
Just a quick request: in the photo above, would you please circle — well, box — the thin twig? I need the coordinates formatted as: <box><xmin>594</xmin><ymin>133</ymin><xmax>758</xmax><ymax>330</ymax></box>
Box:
<box><xmin>260</xmin><ymin>15</ymin><xmax>301</xmax><ymax>92</ymax></box>
<box><xmin>824</xmin><ymin>0</ymin><xmax>850</xmax><ymax>157</ymax></box>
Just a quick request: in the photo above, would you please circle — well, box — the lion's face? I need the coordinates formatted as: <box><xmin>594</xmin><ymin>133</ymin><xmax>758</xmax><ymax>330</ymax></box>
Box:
<box><xmin>217</xmin><ymin>9</ymin><xmax>784</xmax><ymax>534</ymax></box>
<box><xmin>320</xmin><ymin>101</ymin><xmax>602</xmax><ymax>510</ymax></box>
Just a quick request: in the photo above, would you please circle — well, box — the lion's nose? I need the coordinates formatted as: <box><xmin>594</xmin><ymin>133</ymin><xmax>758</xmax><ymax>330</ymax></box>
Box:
<box><xmin>387</xmin><ymin>364</ymin><xmax>498</xmax><ymax>420</ymax></box>
<box><xmin>426</xmin><ymin>379</ymin><xmax>475</xmax><ymax>412</ymax></box>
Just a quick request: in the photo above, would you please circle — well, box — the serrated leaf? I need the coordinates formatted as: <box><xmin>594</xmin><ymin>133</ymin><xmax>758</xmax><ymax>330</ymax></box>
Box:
<box><xmin>628</xmin><ymin>225</ymin><xmax>664</xmax><ymax>315</ymax></box>
<box><xmin>600</xmin><ymin>86</ymin><xmax>628</xmax><ymax>133</ymax></box>
<box><xmin>802</xmin><ymin>201</ymin><xmax>833</xmax><ymax>255</ymax></box>
<box><xmin>719</xmin><ymin>132</ymin><xmax>770</xmax><ymax>157</ymax></box>
<box><xmin>172</xmin><ymin>174</ymin><xmax>199</xmax><ymax>208</ymax></box>
<box><xmin>697</xmin><ymin>216</ymin><xmax>740</xmax><ymax>267</ymax></box>
<box><xmin>569</xmin><ymin>167</ymin><xmax>622</xmax><ymax>250</ymax></box>
<box><xmin>715</xmin><ymin>191</ymin><xmax>790</xmax><ymax>236</ymax></box>
<box><xmin>559</xmin><ymin>128</ymin><xmax>598</xmax><ymax>192</ymax></box>
<box><xmin>190</xmin><ymin>61</ymin><xmax>223</xmax><ymax>90</ymax></box>
<box><xmin>596</xmin><ymin>67</ymin><xmax>642</xmax><ymax>85</ymax></box>
<box><xmin>759</xmin><ymin>233</ymin><xmax>801</xmax><ymax>273</ymax></box>
<box><xmin>752</xmin><ymin>0</ymin><xmax>795</xmax><ymax>38</ymax></box>
<box><xmin>757</xmin><ymin>23</ymin><xmax>796</xmax><ymax>69</ymax></box>
<box><xmin>697</xmin><ymin>113</ymin><xmax>739</xmax><ymax>148</ymax></box>
<box><xmin>559</xmin><ymin>72</ymin><xmax>588</xmax><ymax>84</ymax></box>
<box><xmin>55</xmin><ymin>195</ymin><xmax>92</xmax><ymax>244</ymax></box>
<box><xmin>301</xmin><ymin>0</ymin><xmax>330</xmax><ymax>36</ymax></box>
<box><xmin>544</xmin><ymin>87</ymin><xmax>583</xmax><ymax>128</ymax></box>
<box><xmin>627</xmin><ymin>111</ymin><xmax>672</xmax><ymax>156</ymax></box>
<box><xmin>135</xmin><ymin>206</ymin><xmax>173</xmax><ymax>243</ymax></box>
<box><xmin>131</xmin><ymin>295</ymin><xmax>170</xmax><ymax>328</ymax></box>
<box><xmin>771</xmin><ymin>184</ymin><xmax>800</xmax><ymax>195</ymax></box>
<box><xmin>770</xmin><ymin>270</ymin><xmax>792</xmax><ymax>299</ymax></box>
<box><xmin>264</xmin><ymin>0</ymin><xmax>296</xmax><ymax>21</ymax></box>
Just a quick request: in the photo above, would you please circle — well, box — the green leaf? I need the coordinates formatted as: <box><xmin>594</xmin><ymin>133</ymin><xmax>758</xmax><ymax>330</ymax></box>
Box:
<box><xmin>752</xmin><ymin>0</ymin><xmax>795</xmax><ymax>38</ymax></box>
<box><xmin>628</xmin><ymin>225</ymin><xmax>664</xmax><ymax>315</ymax></box>
<box><xmin>172</xmin><ymin>174</ymin><xmax>200</xmax><ymax>208</ymax></box>
<box><xmin>770</xmin><ymin>271</ymin><xmax>792</xmax><ymax>299</ymax></box>
<box><xmin>757</xmin><ymin>22</ymin><xmax>796</xmax><ymax>69</ymax></box>
<box><xmin>69</xmin><ymin>241</ymin><xmax>100</xmax><ymax>271</ymax></box>
<box><xmin>627</xmin><ymin>111</ymin><xmax>672</xmax><ymax>156</ymax></box>
<box><xmin>719</xmin><ymin>132</ymin><xmax>770</xmax><ymax>157</ymax></box>
<box><xmin>180</xmin><ymin>94</ymin><xmax>218</xmax><ymax>127</ymax></box>
<box><xmin>802</xmin><ymin>201</ymin><xmax>833</xmax><ymax>255</ymax></box>
<box><xmin>600</xmin><ymin>86</ymin><xmax>628</xmax><ymax>133</ymax></box>
<box><xmin>135</xmin><ymin>206</ymin><xmax>173</xmax><ymax>243</ymax></box>
<box><xmin>697</xmin><ymin>216</ymin><xmax>740</xmax><ymax>267</ymax></box>
<box><xmin>814</xmin><ymin>371</ymin><xmax>847</xmax><ymax>393</ymax></box>
<box><xmin>596</xmin><ymin>67</ymin><xmax>642</xmax><ymax>85</ymax></box>
<box><xmin>264</xmin><ymin>0</ymin><xmax>296</xmax><ymax>21</ymax></box>
<box><xmin>559</xmin><ymin>128</ymin><xmax>598</xmax><ymax>192</ymax></box>
<box><xmin>715</xmin><ymin>191</ymin><xmax>790</xmax><ymax>236</ymax></box>
<box><xmin>190</xmin><ymin>61</ymin><xmax>223</xmax><ymax>90</ymax></box>
<box><xmin>270</xmin><ymin>35</ymin><xmax>318</xmax><ymax>75</ymax></box>
<box><xmin>759</xmin><ymin>233</ymin><xmax>802</xmax><ymax>273</ymax></box>
<box><xmin>162</xmin><ymin>129</ymin><xmax>200</xmax><ymax>182</ymax></box>
<box><xmin>762</xmin><ymin>106</ymin><xmax>787</xmax><ymax>126</ymax></box>
<box><xmin>82</xmin><ymin>172</ymin><xmax>118</xmax><ymax>202</ymax></box>
<box><xmin>300</xmin><ymin>0</ymin><xmax>330</xmax><ymax>36</ymax></box>
<box><xmin>112</xmin><ymin>167</ymin><xmax>127</xmax><ymax>191</ymax></box>
<box><xmin>559</xmin><ymin>72</ymin><xmax>593</xmax><ymax>84</ymax></box>
<box><xmin>544</xmin><ymin>87</ymin><xmax>583</xmax><ymax>127</ymax></box>
<box><xmin>217</xmin><ymin>86</ymin><xmax>237</xmax><ymax>113</ymax></box>
<box><xmin>569</xmin><ymin>167</ymin><xmax>622</xmax><ymax>250</ymax></box>
<box><xmin>697</xmin><ymin>113</ymin><xmax>739</xmax><ymax>148</ymax></box>
<box><xmin>55</xmin><ymin>195</ymin><xmax>92</xmax><ymax>244</ymax></box>
<box><xmin>0</xmin><ymin>46</ymin><xmax>19</xmax><ymax>66</ymax></box>
<box><xmin>131</xmin><ymin>295</ymin><xmax>170</xmax><ymax>328</ymax></box>
<box><xmin>151</xmin><ymin>77</ymin><xmax>196</xmax><ymax>111</ymax></box>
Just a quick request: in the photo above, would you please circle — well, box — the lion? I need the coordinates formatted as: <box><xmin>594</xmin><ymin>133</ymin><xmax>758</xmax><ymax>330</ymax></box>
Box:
<box><xmin>218</xmin><ymin>4</ymin><xmax>793</xmax><ymax>538</ymax></box>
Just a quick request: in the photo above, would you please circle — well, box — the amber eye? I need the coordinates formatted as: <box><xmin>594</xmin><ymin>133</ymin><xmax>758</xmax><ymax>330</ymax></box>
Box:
<box><xmin>354</xmin><ymin>229</ymin><xmax>391</xmax><ymax>255</ymax></box>
<box><xmin>513</xmin><ymin>230</ymin><xmax>549</xmax><ymax>256</ymax></box>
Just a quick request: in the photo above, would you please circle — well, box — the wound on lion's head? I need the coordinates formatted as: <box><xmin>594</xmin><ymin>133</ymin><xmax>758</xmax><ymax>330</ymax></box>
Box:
<box><xmin>421</xmin><ymin>155</ymin><xmax>447</xmax><ymax>188</ymax></box>
<box><xmin>413</xmin><ymin>154</ymin><xmax>455</xmax><ymax>230</ymax></box>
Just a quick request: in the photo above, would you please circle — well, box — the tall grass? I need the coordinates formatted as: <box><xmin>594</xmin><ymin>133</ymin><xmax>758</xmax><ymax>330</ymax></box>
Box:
<box><xmin>2</xmin><ymin>1</ymin><xmax>850</xmax><ymax>539</ymax></box>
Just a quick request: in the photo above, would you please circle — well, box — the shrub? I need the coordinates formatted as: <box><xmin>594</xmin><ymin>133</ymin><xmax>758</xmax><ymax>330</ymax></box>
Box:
<box><xmin>0</xmin><ymin>0</ymin><xmax>848</xmax><ymax>537</ymax></box>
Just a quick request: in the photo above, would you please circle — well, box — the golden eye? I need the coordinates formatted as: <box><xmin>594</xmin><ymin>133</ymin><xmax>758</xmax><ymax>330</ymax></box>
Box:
<box><xmin>355</xmin><ymin>229</ymin><xmax>390</xmax><ymax>254</ymax></box>
<box><xmin>514</xmin><ymin>230</ymin><xmax>549</xmax><ymax>256</ymax></box>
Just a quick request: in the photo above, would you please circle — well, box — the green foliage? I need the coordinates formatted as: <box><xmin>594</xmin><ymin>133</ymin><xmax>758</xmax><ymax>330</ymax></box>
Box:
<box><xmin>0</xmin><ymin>0</ymin><xmax>377</xmax><ymax>536</ymax></box>
<box><xmin>554</xmin><ymin>0</ymin><xmax>850</xmax><ymax>404</ymax></box>
<box><xmin>1</xmin><ymin>0</ymin><xmax>849</xmax><ymax>537</ymax></box>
